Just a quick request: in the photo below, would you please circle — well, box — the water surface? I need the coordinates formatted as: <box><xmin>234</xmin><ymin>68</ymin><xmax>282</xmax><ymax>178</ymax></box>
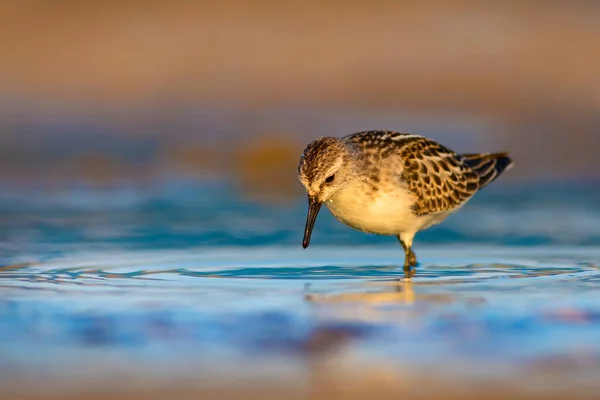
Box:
<box><xmin>1</xmin><ymin>182</ymin><xmax>600</xmax><ymax>397</ymax></box>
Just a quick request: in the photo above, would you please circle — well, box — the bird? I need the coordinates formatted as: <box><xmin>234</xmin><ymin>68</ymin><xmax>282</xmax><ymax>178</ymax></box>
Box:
<box><xmin>297</xmin><ymin>130</ymin><xmax>513</xmax><ymax>277</ymax></box>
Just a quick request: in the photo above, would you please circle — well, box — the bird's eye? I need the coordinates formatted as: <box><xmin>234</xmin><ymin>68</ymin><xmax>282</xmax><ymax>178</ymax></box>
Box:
<box><xmin>325</xmin><ymin>175</ymin><xmax>335</xmax><ymax>183</ymax></box>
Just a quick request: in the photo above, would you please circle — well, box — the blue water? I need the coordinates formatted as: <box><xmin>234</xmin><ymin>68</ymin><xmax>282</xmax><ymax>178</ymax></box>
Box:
<box><xmin>1</xmin><ymin>181</ymin><xmax>600</xmax><ymax>392</ymax></box>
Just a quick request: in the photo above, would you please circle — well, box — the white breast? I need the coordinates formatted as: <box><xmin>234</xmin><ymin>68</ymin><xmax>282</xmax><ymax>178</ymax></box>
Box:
<box><xmin>326</xmin><ymin>180</ymin><xmax>426</xmax><ymax>236</ymax></box>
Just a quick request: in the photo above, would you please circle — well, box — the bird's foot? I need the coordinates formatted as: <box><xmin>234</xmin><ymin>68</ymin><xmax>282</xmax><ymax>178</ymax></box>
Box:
<box><xmin>403</xmin><ymin>249</ymin><xmax>418</xmax><ymax>278</ymax></box>
<box><xmin>403</xmin><ymin>264</ymin><xmax>416</xmax><ymax>279</ymax></box>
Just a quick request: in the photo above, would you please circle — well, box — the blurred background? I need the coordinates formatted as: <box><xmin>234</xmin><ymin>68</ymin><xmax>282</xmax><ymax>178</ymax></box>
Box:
<box><xmin>3</xmin><ymin>2</ymin><xmax>600</xmax><ymax>399</ymax></box>
<box><xmin>1</xmin><ymin>0</ymin><xmax>600</xmax><ymax>195</ymax></box>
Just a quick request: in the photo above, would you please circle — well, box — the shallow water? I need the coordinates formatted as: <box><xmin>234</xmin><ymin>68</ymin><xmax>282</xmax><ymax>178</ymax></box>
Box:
<box><xmin>1</xmin><ymin>181</ymin><xmax>600</xmax><ymax>396</ymax></box>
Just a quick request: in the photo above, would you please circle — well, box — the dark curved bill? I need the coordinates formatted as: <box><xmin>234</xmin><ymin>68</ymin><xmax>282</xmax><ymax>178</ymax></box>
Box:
<box><xmin>302</xmin><ymin>196</ymin><xmax>322</xmax><ymax>249</ymax></box>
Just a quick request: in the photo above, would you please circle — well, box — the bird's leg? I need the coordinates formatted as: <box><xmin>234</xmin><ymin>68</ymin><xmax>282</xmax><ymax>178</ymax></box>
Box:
<box><xmin>407</xmin><ymin>247</ymin><xmax>417</xmax><ymax>267</ymax></box>
<box><xmin>397</xmin><ymin>236</ymin><xmax>418</xmax><ymax>278</ymax></box>
<box><xmin>397</xmin><ymin>236</ymin><xmax>418</xmax><ymax>266</ymax></box>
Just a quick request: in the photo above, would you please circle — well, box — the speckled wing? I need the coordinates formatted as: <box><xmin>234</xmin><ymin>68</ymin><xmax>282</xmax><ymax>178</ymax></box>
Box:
<box><xmin>345</xmin><ymin>131</ymin><xmax>480</xmax><ymax>216</ymax></box>
<box><xmin>345</xmin><ymin>131</ymin><xmax>512</xmax><ymax>216</ymax></box>
<box><xmin>397</xmin><ymin>137</ymin><xmax>480</xmax><ymax>216</ymax></box>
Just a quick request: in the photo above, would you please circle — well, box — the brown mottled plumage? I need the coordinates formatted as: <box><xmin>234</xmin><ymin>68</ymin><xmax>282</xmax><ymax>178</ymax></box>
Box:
<box><xmin>298</xmin><ymin>130</ymin><xmax>513</xmax><ymax>277</ymax></box>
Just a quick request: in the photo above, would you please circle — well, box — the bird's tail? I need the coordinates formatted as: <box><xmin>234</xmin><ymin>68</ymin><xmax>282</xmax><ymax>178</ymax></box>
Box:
<box><xmin>461</xmin><ymin>152</ymin><xmax>513</xmax><ymax>189</ymax></box>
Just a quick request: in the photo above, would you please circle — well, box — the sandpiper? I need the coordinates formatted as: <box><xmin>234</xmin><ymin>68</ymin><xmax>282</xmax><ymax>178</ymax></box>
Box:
<box><xmin>297</xmin><ymin>130</ymin><xmax>513</xmax><ymax>277</ymax></box>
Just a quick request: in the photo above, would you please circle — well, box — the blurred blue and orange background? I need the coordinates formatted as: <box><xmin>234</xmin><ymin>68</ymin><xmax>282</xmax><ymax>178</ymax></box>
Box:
<box><xmin>2</xmin><ymin>2</ymin><xmax>600</xmax><ymax>400</ymax></box>
<box><xmin>2</xmin><ymin>0</ymin><xmax>600</xmax><ymax>192</ymax></box>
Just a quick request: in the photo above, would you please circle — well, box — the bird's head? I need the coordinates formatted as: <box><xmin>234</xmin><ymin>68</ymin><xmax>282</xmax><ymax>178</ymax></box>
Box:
<box><xmin>297</xmin><ymin>137</ymin><xmax>354</xmax><ymax>248</ymax></box>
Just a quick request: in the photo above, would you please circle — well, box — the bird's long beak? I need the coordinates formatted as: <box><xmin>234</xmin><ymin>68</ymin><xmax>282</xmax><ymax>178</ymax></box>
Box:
<box><xmin>302</xmin><ymin>196</ymin><xmax>322</xmax><ymax>249</ymax></box>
